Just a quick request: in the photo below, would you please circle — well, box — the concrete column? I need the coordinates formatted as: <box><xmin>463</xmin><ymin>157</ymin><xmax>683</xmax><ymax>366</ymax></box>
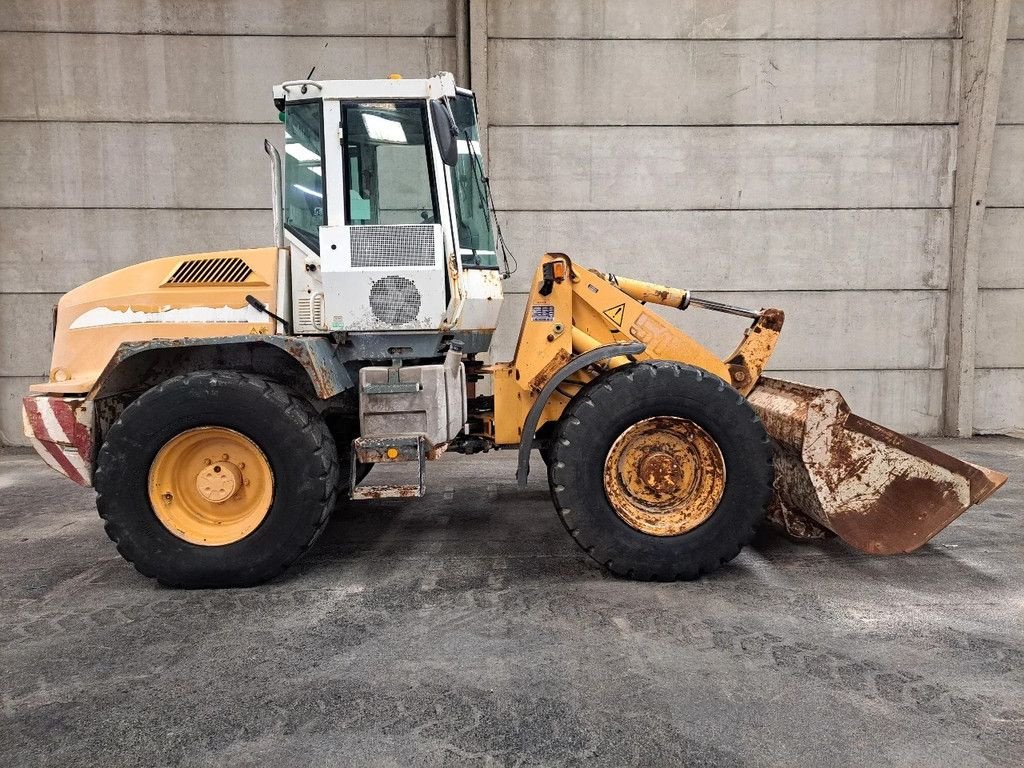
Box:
<box><xmin>468</xmin><ymin>0</ymin><xmax>488</xmax><ymax>151</ymax></box>
<box><xmin>944</xmin><ymin>0</ymin><xmax>1012</xmax><ymax>436</ymax></box>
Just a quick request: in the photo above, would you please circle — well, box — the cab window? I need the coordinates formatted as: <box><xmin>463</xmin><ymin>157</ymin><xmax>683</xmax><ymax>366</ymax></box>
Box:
<box><xmin>342</xmin><ymin>103</ymin><xmax>437</xmax><ymax>226</ymax></box>
<box><xmin>283</xmin><ymin>101</ymin><xmax>326</xmax><ymax>252</ymax></box>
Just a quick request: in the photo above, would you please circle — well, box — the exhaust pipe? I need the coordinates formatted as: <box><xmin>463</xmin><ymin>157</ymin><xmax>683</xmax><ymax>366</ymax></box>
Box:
<box><xmin>264</xmin><ymin>139</ymin><xmax>284</xmax><ymax>249</ymax></box>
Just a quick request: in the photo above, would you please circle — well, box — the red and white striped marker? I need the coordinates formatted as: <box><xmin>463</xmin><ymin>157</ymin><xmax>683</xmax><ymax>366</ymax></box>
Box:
<box><xmin>22</xmin><ymin>395</ymin><xmax>94</xmax><ymax>487</ymax></box>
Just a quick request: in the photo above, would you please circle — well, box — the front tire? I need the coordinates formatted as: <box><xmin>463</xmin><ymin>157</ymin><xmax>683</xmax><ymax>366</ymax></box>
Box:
<box><xmin>549</xmin><ymin>361</ymin><xmax>773</xmax><ymax>580</ymax></box>
<box><xmin>95</xmin><ymin>370</ymin><xmax>339</xmax><ymax>588</ymax></box>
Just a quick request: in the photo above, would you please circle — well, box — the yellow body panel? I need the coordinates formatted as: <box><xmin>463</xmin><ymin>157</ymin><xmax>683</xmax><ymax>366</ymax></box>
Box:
<box><xmin>33</xmin><ymin>247</ymin><xmax>279</xmax><ymax>395</ymax></box>
<box><xmin>492</xmin><ymin>254</ymin><xmax>745</xmax><ymax>446</ymax></box>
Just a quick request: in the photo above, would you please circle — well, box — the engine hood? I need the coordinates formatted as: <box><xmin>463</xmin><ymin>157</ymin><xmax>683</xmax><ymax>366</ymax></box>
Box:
<box><xmin>33</xmin><ymin>247</ymin><xmax>280</xmax><ymax>395</ymax></box>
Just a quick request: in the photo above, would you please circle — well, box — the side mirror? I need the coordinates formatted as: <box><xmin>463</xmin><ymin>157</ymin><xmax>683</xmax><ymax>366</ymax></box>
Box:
<box><xmin>430</xmin><ymin>99</ymin><xmax>459</xmax><ymax>167</ymax></box>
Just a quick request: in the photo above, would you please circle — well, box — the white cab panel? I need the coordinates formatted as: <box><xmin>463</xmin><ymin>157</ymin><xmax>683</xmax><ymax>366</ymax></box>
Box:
<box><xmin>320</xmin><ymin>223</ymin><xmax>447</xmax><ymax>331</ymax></box>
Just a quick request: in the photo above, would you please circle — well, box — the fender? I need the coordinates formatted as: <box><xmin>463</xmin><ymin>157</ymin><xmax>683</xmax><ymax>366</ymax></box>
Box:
<box><xmin>91</xmin><ymin>335</ymin><xmax>354</xmax><ymax>400</ymax></box>
<box><xmin>516</xmin><ymin>341</ymin><xmax>645</xmax><ymax>488</ymax></box>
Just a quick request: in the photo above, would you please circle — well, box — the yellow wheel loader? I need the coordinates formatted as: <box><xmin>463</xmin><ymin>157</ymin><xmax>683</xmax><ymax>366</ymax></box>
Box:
<box><xmin>22</xmin><ymin>72</ymin><xmax>1006</xmax><ymax>587</ymax></box>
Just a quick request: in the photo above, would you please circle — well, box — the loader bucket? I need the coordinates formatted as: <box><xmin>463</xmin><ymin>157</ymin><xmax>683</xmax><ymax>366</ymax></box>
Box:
<box><xmin>747</xmin><ymin>377</ymin><xmax>1007</xmax><ymax>554</ymax></box>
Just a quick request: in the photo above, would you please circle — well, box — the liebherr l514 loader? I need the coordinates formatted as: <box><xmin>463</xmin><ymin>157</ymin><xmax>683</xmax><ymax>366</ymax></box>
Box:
<box><xmin>22</xmin><ymin>72</ymin><xmax>1007</xmax><ymax>587</ymax></box>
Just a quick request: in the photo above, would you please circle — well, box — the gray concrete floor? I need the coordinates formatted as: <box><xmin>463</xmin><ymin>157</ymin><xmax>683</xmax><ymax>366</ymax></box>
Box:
<box><xmin>1</xmin><ymin>437</ymin><xmax>1022</xmax><ymax>767</ymax></box>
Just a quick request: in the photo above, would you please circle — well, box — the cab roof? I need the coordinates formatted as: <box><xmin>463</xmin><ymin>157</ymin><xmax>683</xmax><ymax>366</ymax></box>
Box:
<box><xmin>272</xmin><ymin>71</ymin><xmax>458</xmax><ymax>105</ymax></box>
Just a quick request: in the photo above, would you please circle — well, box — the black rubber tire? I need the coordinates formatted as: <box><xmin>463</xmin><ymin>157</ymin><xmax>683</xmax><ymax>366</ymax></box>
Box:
<box><xmin>94</xmin><ymin>370</ymin><xmax>339</xmax><ymax>588</ymax></box>
<box><xmin>548</xmin><ymin>361</ymin><xmax>773</xmax><ymax>580</ymax></box>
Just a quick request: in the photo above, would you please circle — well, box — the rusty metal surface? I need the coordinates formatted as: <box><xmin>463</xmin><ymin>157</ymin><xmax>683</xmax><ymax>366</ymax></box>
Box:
<box><xmin>92</xmin><ymin>335</ymin><xmax>355</xmax><ymax>400</ymax></box>
<box><xmin>748</xmin><ymin>377</ymin><xmax>1008</xmax><ymax>554</ymax></box>
<box><xmin>724</xmin><ymin>308</ymin><xmax>784</xmax><ymax>396</ymax></box>
<box><xmin>764</xmin><ymin>496</ymin><xmax>833</xmax><ymax>541</ymax></box>
<box><xmin>350</xmin><ymin>484</ymin><xmax>423</xmax><ymax>500</ymax></box>
<box><xmin>603</xmin><ymin>416</ymin><xmax>725</xmax><ymax>536</ymax></box>
<box><xmin>353</xmin><ymin>435</ymin><xmax>428</xmax><ymax>464</ymax></box>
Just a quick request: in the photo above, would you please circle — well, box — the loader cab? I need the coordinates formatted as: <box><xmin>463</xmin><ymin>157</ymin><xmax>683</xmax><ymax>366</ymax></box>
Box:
<box><xmin>273</xmin><ymin>73</ymin><xmax>503</xmax><ymax>349</ymax></box>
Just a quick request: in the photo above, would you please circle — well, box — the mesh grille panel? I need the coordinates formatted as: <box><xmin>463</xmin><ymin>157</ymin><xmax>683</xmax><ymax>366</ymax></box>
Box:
<box><xmin>350</xmin><ymin>225</ymin><xmax>435</xmax><ymax>269</ymax></box>
<box><xmin>369</xmin><ymin>276</ymin><xmax>421</xmax><ymax>325</ymax></box>
<box><xmin>166</xmin><ymin>257</ymin><xmax>253</xmax><ymax>285</ymax></box>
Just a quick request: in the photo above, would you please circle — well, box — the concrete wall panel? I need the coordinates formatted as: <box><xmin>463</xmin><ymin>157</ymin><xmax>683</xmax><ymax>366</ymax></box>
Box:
<box><xmin>0</xmin><ymin>33</ymin><xmax>457</xmax><ymax>123</ymax></box>
<box><xmin>975</xmin><ymin>369</ymin><xmax>1024</xmax><ymax>434</ymax></box>
<box><xmin>488</xmin><ymin>0</ymin><xmax>959</xmax><ymax>40</ymax></box>
<box><xmin>1010</xmin><ymin>0</ymin><xmax>1024</xmax><ymax>39</ymax></box>
<box><xmin>1000</xmin><ymin>41</ymin><xmax>1024</xmax><ymax>122</ymax></box>
<box><xmin>0</xmin><ymin>294</ymin><xmax>58</xmax><ymax>378</ymax></box>
<box><xmin>0</xmin><ymin>377</ymin><xmax>38</xmax><ymax>447</ymax></box>
<box><xmin>499</xmin><ymin>209</ymin><xmax>951</xmax><ymax>293</ymax></box>
<box><xmin>988</xmin><ymin>127</ymin><xmax>1024</xmax><ymax>206</ymax></box>
<box><xmin>0</xmin><ymin>209</ymin><xmax>271</xmax><ymax>294</ymax></box>
<box><xmin>490</xmin><ymin>39</ymin><xmax>959</xmax><ymax>126</ymax></box>
<box><xmin>489</xmin><ymin>126</ymin><xmax>955</xmax><ymax>210</ymax></box>
<box><xmin>976</xmin><ymin>290</ymin><xmax>1024</xmax><ymax>368</ymax></box>
<box><xmin>0</xmin><ymin>123</ymin><xmax>281</xmax><ymax>208</ymax></box>
<box><xmin>492</xmin><ymin>290</ymin><xmax>946</xmax><ymax>371</ymax></box>
<box><xmin>980</xmin><ymin>209</ymin><xmax>1024</xmax><ymax>289</ymax></box>
<box><xmin>3</xmin><ymin>0</ymin><xmax>455</xmax><ymax>36</ymax></box>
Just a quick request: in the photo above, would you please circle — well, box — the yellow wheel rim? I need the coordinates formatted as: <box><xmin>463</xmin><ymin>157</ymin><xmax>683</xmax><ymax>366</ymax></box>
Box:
<box><xmin>604</xmin><ymin>416</ymin><xmax>726</xmax><ymax>537</ymax></box>
<box><xmin>148</xmin><ymin>427</ymin><xmax>274</xmax><ymax>546</ymax></box>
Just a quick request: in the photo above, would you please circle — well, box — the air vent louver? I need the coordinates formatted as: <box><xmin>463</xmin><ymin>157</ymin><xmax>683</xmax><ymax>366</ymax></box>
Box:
<box><xmin>166</xmin><ymin>257</ymin><xmax>253</xmax><ymax>285</ymax></box>
<box><xmin>296</xmin><ymin>294</ymin><xmax>327</xmax><ymax>332</ymax></box>
<box><xmin>368</xmin><ymin>276</ymin><xmax>421</xmax><ymax>325</ymax></box>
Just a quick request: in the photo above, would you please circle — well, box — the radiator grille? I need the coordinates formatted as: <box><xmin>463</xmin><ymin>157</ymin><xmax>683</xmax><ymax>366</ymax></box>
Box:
<box><xmin>350</xmin><ymin>225</ymin><xmax>435</xmax><ymax>269</ymax></box>
<box><xmin>368</xmin><ymin>276</ymin><xmax>421</xmax><ymax>325</ymax></box>
<box><xmin>166</xmin><ymin>257</ymin><xmax>253</xmax><ymax>285</ymax></box>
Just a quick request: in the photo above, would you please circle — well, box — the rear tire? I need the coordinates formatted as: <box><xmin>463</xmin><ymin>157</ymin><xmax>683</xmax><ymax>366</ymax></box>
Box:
<box><xmin>548</xmin><ymin>361</ymin><xmax>772</xmax><ymax>580</ymax></box>
<box><xmin>95</xmin><ymin>370</ymin><xmax>339</xmax><ymax>588</ymax></box>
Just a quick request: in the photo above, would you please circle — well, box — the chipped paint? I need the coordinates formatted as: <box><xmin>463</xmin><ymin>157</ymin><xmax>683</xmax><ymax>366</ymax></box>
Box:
<box><xmin>70</xmin><ymin>305</ymin><xmax>267</xmax><ymax>330</ymax></box>
<box><xmin>748</xmin><ymin>377</ymin><xmax>1007</xmax><ymax>554</ymax></box>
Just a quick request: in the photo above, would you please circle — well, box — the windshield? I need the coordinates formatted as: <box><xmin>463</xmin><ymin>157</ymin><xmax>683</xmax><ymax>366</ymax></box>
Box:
<box><xmin>451</xmin><ymin>93</ymin><xmax>498</xmax><ymax>269</ymax></box>
<box><xmin>283</xmin><ymin>101</ymin><xmax>325</xmax><ymax>252</ymax></box>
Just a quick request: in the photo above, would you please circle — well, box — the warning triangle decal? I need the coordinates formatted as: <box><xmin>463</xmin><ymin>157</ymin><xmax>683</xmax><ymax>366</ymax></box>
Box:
<box><xmin>603</xmin><ymin>303</ymin><xmax>625</xmax><ymax>327</ymax></box>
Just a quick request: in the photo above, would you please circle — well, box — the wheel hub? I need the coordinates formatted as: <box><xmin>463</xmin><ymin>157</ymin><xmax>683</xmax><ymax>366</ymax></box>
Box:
<box><xmin>604</xmin><ymin>416</ymin><xmax>726</xmax><ymax>536</ymax></box>
<box><xmin>148</xmin><ymin>427</ymin><xmax>274</xmax><ymax>546</ymax></box>
<box><xmin>195</xmin><ymin>461</ymin><xmax>242</xmax><ymax>503</ymax></box>
<box><xmin>638</xmin><ymin>452</ymin><xmax>683</xmax><ymax>494</ymax></box>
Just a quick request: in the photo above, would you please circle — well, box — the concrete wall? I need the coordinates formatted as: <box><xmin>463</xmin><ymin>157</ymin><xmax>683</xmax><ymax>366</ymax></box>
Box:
<box><xmin>1</xmin><ymin>0</ymin><xmax>1020</xmax><ymax>443</ymax></box>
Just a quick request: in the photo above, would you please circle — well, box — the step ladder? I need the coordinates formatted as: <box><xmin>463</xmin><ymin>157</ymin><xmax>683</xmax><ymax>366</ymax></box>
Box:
<box><xmin>349</xmin><ymin>435</ymin><xmax>427</xmax><ymax>500</ymax></box>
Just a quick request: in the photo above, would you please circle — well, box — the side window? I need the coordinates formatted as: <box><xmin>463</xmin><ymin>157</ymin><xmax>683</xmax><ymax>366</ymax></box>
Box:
<box><xmin>342</xmin><ymin>103</ymin><xmax>436</xmax><ymax>226</ymax></box>
<box><xmin>283</xmin><ymin>101</ymin><xmax>325</xmax><ymax>252</ymax></box>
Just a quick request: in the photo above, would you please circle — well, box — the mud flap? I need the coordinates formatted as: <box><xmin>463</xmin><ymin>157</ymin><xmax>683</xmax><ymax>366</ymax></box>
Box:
<box><xmin>747</xmin><ymin>377</ymin><xmax>1007</xmax><ymax>554</ymax></box>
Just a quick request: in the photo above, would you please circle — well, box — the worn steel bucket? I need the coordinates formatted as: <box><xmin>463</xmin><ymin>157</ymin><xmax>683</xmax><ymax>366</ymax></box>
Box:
<box><xmin>747</xmin><ymin>377</ymin><xmax>1007</xmax><ymax>554</ymax></box>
